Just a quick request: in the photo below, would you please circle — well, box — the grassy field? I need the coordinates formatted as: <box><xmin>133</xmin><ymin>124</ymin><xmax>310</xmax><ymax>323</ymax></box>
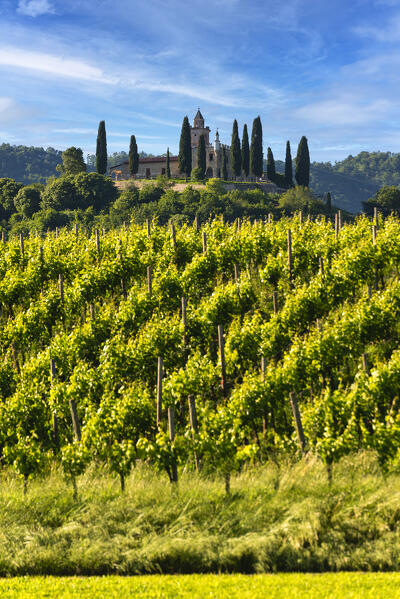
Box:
<box><xmin>1</xmin><ymin>573</ymin><xmax>400</xmax><ymax>598</ymax></box>
<box><xmin>1</xmin><ymin>452</ymin><xmax>400</xmax><ymax>576</ymax></box>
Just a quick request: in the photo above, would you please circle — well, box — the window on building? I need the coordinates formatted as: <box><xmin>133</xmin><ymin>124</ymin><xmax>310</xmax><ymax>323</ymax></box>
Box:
<box><xmin>162</xmin><ymin>168</ymin><xmax>166</xmax><ymax>175</ymax></box>
<box><xmin>209</xmin><ymin>153</ymin><xmax>213</xmax><ymax>161</ymax></box>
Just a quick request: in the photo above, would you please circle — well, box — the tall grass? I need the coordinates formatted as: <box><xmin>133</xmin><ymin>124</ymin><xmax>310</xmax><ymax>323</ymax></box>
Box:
<box><xmin>1</xmin><ymin>452</ymin><xmax>400</xmax><ymax>575</ymax></box>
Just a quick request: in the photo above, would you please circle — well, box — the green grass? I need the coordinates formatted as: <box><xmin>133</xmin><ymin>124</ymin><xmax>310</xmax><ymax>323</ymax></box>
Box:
<box><xmin>1</xmin><ymin>574</ymin><xmax>400</xmax><ymax>598</ymax></box>
<box><xmin>1</xmin><ymin>452</ymin><xmax>400</xmax><ymax>575</ymax></box>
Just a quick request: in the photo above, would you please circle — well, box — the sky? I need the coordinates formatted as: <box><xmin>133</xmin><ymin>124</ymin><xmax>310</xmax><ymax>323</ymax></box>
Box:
<box><xmin>0</xmin><ymin>0</ymin><xmax>399</xmax><ymax>163</ymax></box>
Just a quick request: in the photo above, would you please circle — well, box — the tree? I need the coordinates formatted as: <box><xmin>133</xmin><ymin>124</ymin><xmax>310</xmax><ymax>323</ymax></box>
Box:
<box><xmin>285</xmin><ymin>141</ymin><xmax>293</xmax><ymax>186</ymax></box>
<box><xmin>166</xmin><ymin>148</ymin><xmax>171</xmax><ymax>179</ymax></box>
<box><xmin>14</xmin><ymin>185</ymin><xmax>42</xmax><ymax>218</ymax></box>
<box><xmin>363</xmin><ymin>185</ymin><xmax>400</xmax><ymax>216</ymax></box>
<box><xmin>278</xmin><ymin>185</ymin><xmax>323</xmax><ymax>214</ymax></box>
<box><xmin>96</xmin><ymin>121</ymin><xmax>107</xmax><ymax>175</ymax></box>
<box><xmin>241</xmin><ymin>124</ymin><xmax>249</xmax><ymax>178</ymax></box>
<box><xmin>295</xmin><ymin>136</ymin><xmax>310</xmax><ymax>187</ymax></box>
<box><xmin>326</xmin><ymin>192</ymin><xmax>332</xmax><ymax>210</ymax></box>
<box><xmin>222</xmin><ymin>147</ymin><xmax>228</xmax><ymax>180</ymax></box>
<box><xmin>0</xmin><ymin>178</ymin><xmax>23</xmax><ymax>219</ymax></box>
<box><xmin>230</xmin><ymin>119</ymin><xmax>241</xmax><ymax>178</ymax></box>
<box><xmin>197</xmin><ymin>134</ymin><xmax>206</xmax><ymax>178</ymax></box>
<box><xmin>267</xmin><ymin>147</ymin><xmax>276</xmax><ymax>182</ymax></box>
<box><xmin>178</xmin><ymin>116</ymin><xmax>192</xmax><ymax>178</ymax></box>
<box><xmin>57</xmin><ymin>147</ymin><xmax>86</xmax><ymax>176</ymax></box>
<box><xmin>250</xmin><ymin>116</ymin><xmax>263</xmax><ymax>178</ymax></box>
<box><xmin>129</xmin><ymin>135</ymin><xmax>139</xmax><ymax>178</ymax></box>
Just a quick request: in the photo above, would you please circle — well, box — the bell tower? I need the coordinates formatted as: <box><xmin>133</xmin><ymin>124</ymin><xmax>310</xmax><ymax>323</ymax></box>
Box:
<box><xmin>191</xmin><ymin>108</ymin><xmax>210</xmax><ymax>147</ymax></box>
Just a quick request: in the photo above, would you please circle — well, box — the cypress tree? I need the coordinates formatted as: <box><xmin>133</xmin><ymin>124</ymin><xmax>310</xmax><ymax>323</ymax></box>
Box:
<box><xmin>166</xmin><ymin>148</ymin><xmax>171</xmax><ymax>179</ymax></box>
<box><xmin>266</xmin><ymin>147</ymin><xmax>276</xmax><ymax>182</ymax></box>
<box><xmin>129</xmin><ymin>134</ymin><xmax>139</xmax><ymax>178</ymax></box>
<box><xmin>241</xmin><ymin>124</ymin><xmax>249</xmax><ymax>177</ymax></box>
<box><xmin>222</xmin><ymin>147</ymin><xmax>228</xmax><ymax>180</ymax></box>
<box><xmin>285</xmin><ymin>140</ymin><xmax>293</xmax><ymax>186</ymax></box>
<box><xmin>250</xmin><ymin>116</ymin><xmax>263</xmax><ymax>178</ymax></box>
<box><xmin>178</xmin><ymin>116</ymin><xmax>192</xmax><ymax>178</ymax></box>
<box><xmin>96</xmin><ymin>120</ymin><xmax>107</xmax><ymax>175</ymax></box>
<box><xmin>295</xmin><ymin>136</ymin><xmax>310</xmax><ymax>187</ymax></box>
<box><xmin>230</xmin><ymin>119</ymin><xmax>241</xmax><ymax>178</ymax></box>
<box><xmin>197</xmin><ymin>134</ymin><xmax>206</xmax><ymax>178</ymax></box>
<box><xmin>326</xmin><ymin>191</ymin><xmax>332</xmax><ymax>210</ymax></box>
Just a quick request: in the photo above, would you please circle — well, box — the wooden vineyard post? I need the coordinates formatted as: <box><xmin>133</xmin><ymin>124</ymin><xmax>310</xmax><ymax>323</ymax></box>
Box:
<box><xmin>268</xmin><ymin>213</ymin><xmax>272</xmax><ymax>224</ymax></box>
<box><xmin>289</xmin><ymin>391</ymin><xmax>306</xmax><ymax>455</ymax></box>
<box><xmin>272</xmin><ymin>290</ymin><xmax>278</xmax><ymax>315</ymax></box>
<box><xmin>168</xmin><ymin>407</ymin><xmax>178</xmax><ymax>483</ymax></box>
<box><xmin>338</xmin><ymin>210</ymin><xmax>342</xmax><ymax>231</ymax></box>
<box><xmin>50</xmin><ymin>358</ymin><xmax>59</xmax><ymax>450</ymax></box>
<box><xmin>334</xmin><ymin>213</ymin><xmax>338</xmax><ymax>240</ymax></box>
<box><xmin>147</xmin><ymin>266</ymin><xmax>152</xmax><ymax>296</ymax></box>
<box><xmin>39</xmin><ymin>246</ymin><xmax>44</xmax><ymax>263</ymax></box>
<box><xmin>74</xmin><ymin>223</ymin><xmax>78</xmax><ymax>239</ymax></box>
<box><xmin>234</xmin><ymin>263</ymin><xmax>240</xmax><ymax>283</ymax></box>
<box><xmin>372</xmin><ymin>224</ymin><xmax>377</xmax><ymax>245</ymax></box>
<box><xmin>194</xmin><ymin>215</ymin><xmax>199</xmax><ymax>232</ymax></box>
<box><xmin>374</xmin><ymin>207</ymin><xmax>379</xmax><ymax>231</ymax></box>
<box><xmin>188</xmin><ymin>395</ymin><xmax>200</xmax><ymax>471</ymax></box>
<box><xmin>146</xmin><ymin>218</ymin><xmax>151</xmax><ymax>238</ymax></box>
<box><xmin>202</xmin><ymin>231</ymin><xmax>207</xmax><ymax>254</ymax></box>
<box><xmin>319</xmin><ymin>256</ymin><xmax>324</xmax><ymax>278</ymax></box>
<box><xmin>58</xmin><ymin>274</ymin><xmax>64</xmax><ymax>303</ymax></box>
<box><xmin>181</xmin><ymin>296</ymin><xmax>187</xmax><ymax>356</ymax></box>
<box><xmin>218</xmin><ymin>324</ymin><xmax>227</xmax><ymax>396</ymax></box>
<box><xmin>69</xmin><ymin>399</ymin><xmax>81</xmax><ymax>442</ymax></box>
<box><xmin>299</xmin><ymin>210</ymin><xmax>303</xmax><ymax>225</ymax></box>
<box><xmin>95</xmin><ymin>229</ymin><xmax>101</xmax><ymax>259</ymax></box>
<box><xmin>55</xmin><ymin>227</ymin><xmax>59</xmax><ymax>238</ymax></box>
<box><xmin>20</xmin><ymin>232</ymin><xmax>24</xmax><ymax>263</ymax></box>
<box><xmin>171</xmin><ymin>223</ymin><xmax>176</xmax><ymax>247</ymax></box>
<box><xmin>121</xmin><ymin>278</ymin><xmax>127</xmax><ymax>300</ymax></box>
<box><xmin>157</xmin><ymin>356</ymin><xmax>163</xmax><ymax>428</ymax></box>
<box><xmin>89</xmin><ymin>303</ymin><xmax>95</xmax><ymax>320</ymax></box>
<box><xmin>1</xmin><ymin>231</ymin><xmax>6</xmax><ymax>243</ymax></box>
<box><xmin>261</xmin><ymin>356</ymin><xmax>267</xmax><ymax>435</ymax></box>
<box><xmin>287</xmin><ymin>229</ymin><xmax>293</xmax><ymax>284</ymax></box>
<box><xmin>362</xmin><ymin>352</ymin><xmax>370</xmax><ymax>374</ymax></box>
<box><xmin>367</xmin><ymin>285</ymin><xmax>372</xmax><ymax>299</ymax></box>
<box><xmin>236</xmin><ymin>217</ymin><xmax>241</xmax><ymax>231</ymax></box>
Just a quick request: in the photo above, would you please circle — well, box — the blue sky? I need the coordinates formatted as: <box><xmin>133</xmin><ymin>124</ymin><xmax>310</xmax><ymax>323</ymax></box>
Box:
<box><xmin>0</xmin><ymin>0</ymin><xmax>399</xmax><ymax>163</ymax></box>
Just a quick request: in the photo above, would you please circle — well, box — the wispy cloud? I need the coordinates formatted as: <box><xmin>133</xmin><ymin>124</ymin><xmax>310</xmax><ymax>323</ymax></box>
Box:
<box><xmin>17</xmin><ymin>0</ymin><xmax>55</xmax><ymax>17</ymax></box>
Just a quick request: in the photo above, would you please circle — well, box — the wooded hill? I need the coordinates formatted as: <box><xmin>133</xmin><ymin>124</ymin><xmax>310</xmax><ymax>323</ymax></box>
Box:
<box><xmin>1</xmin><ymin>142</ymin><xmax>399</xmax><ymax>212</ymax></box>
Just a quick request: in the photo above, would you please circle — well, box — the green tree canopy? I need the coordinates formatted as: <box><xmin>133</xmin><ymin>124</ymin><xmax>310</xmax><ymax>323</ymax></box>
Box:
<box><xmin>278</xmin><ymin>185</ymin><xmax>323</xmax><ymax>214</ymax></box>
<box><xmin>222</xmin><ymin>147</ymin><xmax>228</xmax><ymax>180</ymax></box>
<box><xmin>285</xmin><ymin>141</ymin><xmax>293</xmax><ymax>186</ymax></box>
<box><xmin>241</xmin><ymin>124</ymin><xmax>249</xmax><ymax>177</ymax></box>
<box><xmin>267</xmin><ymin>147</ymin><xmax>276</xmax><ymax>183</ymax></box>
<box><xmin>14</xmin><ymin>184</ymin><xmax>42</xmax><ymax>218</ymax></box>
<box><xmin>230</xmin><ymin>119</ymin><xmax>241</xmax><ymax>178</ymax></box>
<box><xmin>364</xmin><ymin>186</ymin><xmax>400</xmax><ymax>216</ymax></box>
<box><xmin>129</xmin><ymin>135</ymin><xmax>139</xmax><ymax>178</ymax></box>
<box><xmin>250</xmin><ymin>116</ymin><xmax>263</xmax><ymax>178</ymax></box>
<box><xmin>57</xmin><ymin>147</ymin><xmax>86</xmax><ymax>176</ymax></box>
<box><xmin>295</xmin><ymin>136</ymin><xmax>310</xmax><ymax>187</ymax></box>
<box><xmin>0</xmin><ymin>178</ymin><xmax>23</xmax><ymax>219</ymax></box>
<box><xmin>197</xmin><ymin>134</ymin><xmax>206</xmax><ymax>178</ymax></box>
<box><xmin>96</xmin><ymin>121</ymin><xmax>108</xmax><ymax>175</ymax></box>
<box><xmin>178</xmin><ymin>116</ymin><xmax>192</xmax><ymax>177</ymax></box>
<box><xmin>166</xmin><ymin>148</ymin><xmax>171</xmax><ymax>179</ymax></box>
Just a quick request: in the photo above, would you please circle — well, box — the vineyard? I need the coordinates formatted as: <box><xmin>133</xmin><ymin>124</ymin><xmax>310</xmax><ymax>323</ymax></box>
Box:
<box><xmin>1</xmin><ymin>210</ymin><xmax>400</xmax><ymax>497</ymax></box>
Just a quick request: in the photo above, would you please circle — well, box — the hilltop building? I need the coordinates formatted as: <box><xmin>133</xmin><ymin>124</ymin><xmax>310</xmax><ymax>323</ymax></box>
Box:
<box><xmin>109</xmin><ymin>109</ymin><xmax>233</xmax><ymax>180</ymax></box>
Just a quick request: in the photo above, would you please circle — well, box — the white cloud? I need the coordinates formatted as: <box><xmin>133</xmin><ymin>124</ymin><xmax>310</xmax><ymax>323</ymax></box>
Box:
<box><xmin>0</xmin><ymin>47</ymin><xmax>115</xmax><ymax>83</ymax></box>
<box><xmin>295</xmin><ymin>98</ymin><xmax>393</xmax><ymax>126</ymax></box>
<box><xmin>17</xmin><ymin>0</ymin><xmax>55</xmax><ymax>17</ymax></box>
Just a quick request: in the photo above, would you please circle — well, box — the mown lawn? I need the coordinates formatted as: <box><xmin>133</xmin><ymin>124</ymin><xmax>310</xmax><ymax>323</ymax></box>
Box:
<box><xmin>1</xmin><ymin>573</ymin><xmax>400</xmax><ymax>598</ymax></box>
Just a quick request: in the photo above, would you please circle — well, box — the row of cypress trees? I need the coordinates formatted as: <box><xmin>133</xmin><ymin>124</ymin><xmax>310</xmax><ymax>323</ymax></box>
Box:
<box><xmin>96</xmin><ymin>121</ymin><xmax>140</xmax><ymax>178</ymax></box>
<box><xmin>266</xmin><ymin>137</ymin><xmax>310</xmax><ymax>187</ymax></box>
